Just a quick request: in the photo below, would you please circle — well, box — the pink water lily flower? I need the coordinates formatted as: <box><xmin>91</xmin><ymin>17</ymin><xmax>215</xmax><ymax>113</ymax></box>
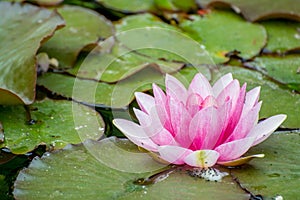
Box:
<box><xmin>113</xmin><ymin>73</ymin><xmax>286</xmax><ymax>168</ymax></box>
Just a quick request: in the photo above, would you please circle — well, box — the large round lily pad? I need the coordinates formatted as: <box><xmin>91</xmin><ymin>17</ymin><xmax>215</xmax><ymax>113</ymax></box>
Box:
<box><xmin>115</xmin><ymin>13</ymin><xmax>214</xmax><ymax>66</ymax></box>
<box><xmin>260</xmin><ymin>20</ymin><xmax>300</xmax><ymax>53</ymax></box>
<box><xmin>198</xmin><ymin>0</ymin><xmax>300</xmax><ymax>22</ymax></box>
<box><xmin>39</xmin><ymin>5</ymin><xmax>114</xmax><ymax>69</ymax></box>
<box><xmin>154</xmin><ymin>0</ymin><xmax>197</xmax><ymax>11</ymax></box>
<box><xmin>95</xmin><ymin>0</ymin><xmax>155</xmax><ymax>13</ymax></box>
<box><xmin>14</xmin><ymin>132</ymin><xmax>300</xmax><ymax>199</ymax></box>
<box><xmin>179</xmin><ymin>10</ymin><xmax>267</xmax><ymax>63</ymax></box>
<box><xmin>0</xmin><ymin>99</ymin><xmax>104</xmax><ymax>154</ymax></box>
<box><xmin>67</xmin><ymin>39</ymin><xmax>184</xmax><ymax>83</ymax></box>
<box><xmin>251</xmin><ymin>55</ymin><xmax>300</xmax><ymax>92</ymax></box>
<box><xmin>13</xmin><ymin>137</ymin><xmax>249</xmax><ymax>200</ymax></box>
<box><xmin>38</xmin><ymin>66</ymin><xmax>210</xmax><ymax>108</ymax></box>
<box><xmin>213</xmin><ymin>66</ymin><xmax>300</xmax><ymax>128</ymax></box>
<box><xmin>0</xmin><ymin>2</ymin><xmax>64</xmax><ymax>105</ymax></box>
<box><xmin>38</xmin><ymin>68</ymin><xmax>164</xmax><ymax>108</ymax></box>
<box><xmin>235</xmin><ymin>131</ymin><xmax>300</xmax><ymax>199</ymax></box>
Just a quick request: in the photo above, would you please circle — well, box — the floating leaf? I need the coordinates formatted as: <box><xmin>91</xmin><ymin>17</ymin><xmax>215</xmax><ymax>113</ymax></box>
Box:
<box><xmin>179</xmin><ymin>10</ymin><xmax>267</xmax><ymax>63</ymax></box>
<box><xmin>198</xmin><ymin>0</ymin><xmax>300</xmax><ymax>21</ymax></box>
<box><xmin>39</xmin><ymin>5</ymin><xmax>114</xmax><ymax>68</ymax></box>
<box><xmin>14</xmin><ymin>132</ymin><xmax>300</xmax><ymax>199</ymax></box>
<box><xmin>95</xmin><ymin>0</ymin><xmax>155</xmax><ymax>13</ymax></box>
<box><xmin>39</xmin><ymin>65</ymin><xmax>210</xmax><ymax>108</ymax></box>
<box><xmin>0</xmin><ymin>2</ymin><xmax>64</xmax><ymax>105</ymax></box>
<box><xmin>251</xmin><ymin>55</ymin><xmax>300</xmax><ymax>92</ymax></box>
<box><xmin>67</xmin><ymin>39</ymin><xmax>184</xmax><ymax>83</ymax></box>
<box><xmin>116</xmin><ymin>13</ymin><xmax>214</xmax><ymax>65</ymax></box>
<box><xmin>38</xmin><ymin>68</ymin><xmax>164</xmax><ymax>108</ymax></box>
<box><xmin>260</xmin><ymin>20</ymin><xmax>300</xmax><ymax>53</ymax></box>
<box><xmin>213</xmin><ymin>66</ymin><xmax>300</xmax><ymax>128</ymax></box>
<box><xmin>13</xmin><ymin>137</ymin><xmax>249</xmax><ymax>200</ymax></box>
<box><xmin>234</xmin><ymin>131</ymin><xmax>300</xmax><ymax>199</ymax></box>
<box><xmin>154</xmin><ymin>0</ymin><xmax>197</xmax><ymax>11</ymax></box>
<box><xmin>29</xmin><ymin>0</ymin><xmax>63</xmax><ymax>6</ymax></box>
<box><xmin>0</xmin><ymin>99</ymin><xmax>104</xmax><ymax>154</ymax></box>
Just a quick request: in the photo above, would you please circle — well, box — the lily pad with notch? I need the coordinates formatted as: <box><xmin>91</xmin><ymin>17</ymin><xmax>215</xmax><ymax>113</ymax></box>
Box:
<box><xmin>0</xmin><ymin>2</ymin><xmax>64</xmax><ymax>105</ymax></box>
<box><xmin>0</xmin><ymin>99</ymin><xmax>104</xmax><ymax>154</ymax></box>
<box><xmin>39</xmin><ymin>5</ymin><xmax>114</xmax><ymax>69</ymax></box>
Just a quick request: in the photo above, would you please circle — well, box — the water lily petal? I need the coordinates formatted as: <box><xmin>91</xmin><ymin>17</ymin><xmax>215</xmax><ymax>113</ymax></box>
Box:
<box><xmin>165</xmin><ymin>74</ymin><xmax>187</xmax><ymax>103</ymax></box>
<box><xmin>216</xmin><ymin>79</ymin><xmax>240</xmax><ymax>107</ymax></box>
<box><xmin>249</xmin><ymin>114</ymin><xmax>287</xmax><ymax>146</ymax></box>
<box><xmin>169</xmin><ymin>98</ymin><xmax>193</xmax><ymax>147</ymax></box>
<box><xmin>133</xmin><ymin>108</ymin><xmax>150</xmax><ymax>127</ymax></box>
<box><xmin>212</xmin><ymin>73</ymin><xmax>233</xmax><ymax>97</ymax></box>
<box><xmin>184</xmin><ymin>150</ymin><xmax>219</xmax><ymax>168</ymax></box>
<box><xmin>226</xmin><ymin>102</ymin><xmax>262</xmax><ymax>142</ymax></box>
<box><xmin>242</xmin><ymin>86</ymin><xmax>260</xmax><ymax>116</ymax></box>
<box><xmin>158</xmin><ymin>145</ymin><xmax>193</xmax><ymax>164</ymax></box>
<box><xmin>188</xmin><ymin>73</ymin><xmax>212</xmax><ymax>99</ymax></box>
<box><xmin>134</xmin><ymin>108</ymin><xmax>176</xmax><ymax>146</ymax></box>
<box><xmin>153</xmin><ymin>83</ymin><xmax>172</xmax><ymax>132</ymax></box>
<box><xmin>153</xmin><ymin>83</ymin><xmax>167</xmax><ymax>106</ymax></box>
<box><xmin>200</xmin><ymin>95</ymin><xmax>218</xmax><ymax>108</ymax></box>
<box><xmin>186</xmin><ymin>93</ymin><xmax>203</xmax><ymax>117</ymax></box>
<box><xmin>113</xmin><ymin>119</ymin><xmax>158</xmax><ymax>151</ymax></box>
<box><xmin>215</xmin><ymin>137</ymin><xmax>256</xmax><ymax>161</ymax></box>
<box><xmin>216</xmin><ymin>83</ymin><xmax>246</xmax><ymax>145</ymax></box>
<box><xmin>189</xmin><ymin>106</ymin><xmax>223</xmax><ymax>150</ymax></box>
<box><xmin>135</xmin><ymin>92</ymin><xmax>155</xmax><ymax>114</ymax></box>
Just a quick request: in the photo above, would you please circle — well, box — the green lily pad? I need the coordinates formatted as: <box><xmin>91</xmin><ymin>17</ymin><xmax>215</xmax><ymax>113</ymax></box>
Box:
<box><xmin>115</xmin><ymin>13</ymin><xmax>214</xmax><ymax>66</ymax></box>
<box><xmin>251</xmin><ymin>55</ymin><xmax>300</xmax><ymax>91</ymax></box>
<box><xmin>0</xmin><ymin>2</ymin><xmax>64</xmax><ymax>105</ymax></box>
<box><xmin>39</xmin><ymin>5</ymin><xmax>114</xmax><ymax>69</ymax></box>
<box><xmin>95</xmin><ymin>0</ymin><xmax>155</xmax><ymax>13</ymax></box>
<box><xmin>115</xmin><ymin>13</ymin><xmax>178</xmax><ymax>31</ymax></box>
<box><xmin>213</xmin><ymin>66</ymin><xmax>300</xmax><ymax>128</ymax></box>
<box><xmin>0</xmin><ymin>99</ymin><xmax>104</xmax><ymax>154</ymax></box>
<box><xmin>38</xmin><ymin>65</ymin><xmax>211</xmax><ymax>108</ymax></box>
<box><xmin>179</xmin><ymin>10</ymin><xmax>267</xmax><ymax>63</ymax></box>
<box><xmin>235</xmin><ymin>131</ymin><xmax>300</xmax><ymax>199</ymax></box>
<box><xmin>154</xmin><ymin>0</ymin><xmax>197</xmax><ymax>11</ymax></box>
<box><xmin>14</xmin><ymin>132</ymin><xmax>300</xmax><ymax>199</ymax></box>
<box><xmin>13</xmin><ymin>137</ymin><xmax>249</xmax><ymax>200</ymax></box>
<box><xmin>198</xmin><ymin>0</ymin><xmax>300</xmax><ymax>22</ymax></box>
<box><xmin>67</xmin><ymin>39</ymin><xmax>184</xmax><ymax>83</ymax></box>
<box><xmin>29</xmin><ymin>0</ymin><xmax>63</xmax><ymax>6</ymax></box>
<box><xmin>38</xmin><ymin>68</ymin><xmax>164</xmax><ymax>108</ymax></box>
<box><xmin>260</xmin><ymin>20</ymin><xmax>300</xmax><ymax>53</ymax></box>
